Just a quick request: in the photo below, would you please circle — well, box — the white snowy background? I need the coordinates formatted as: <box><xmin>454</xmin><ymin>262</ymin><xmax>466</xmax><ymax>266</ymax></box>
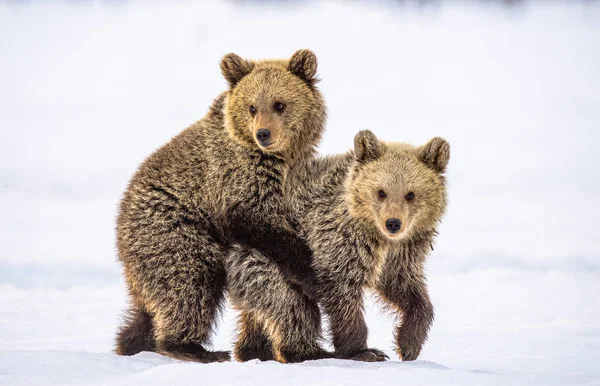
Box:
<box><xmin>1</xmin><ymin>0</ymin><xmax>599</xmax><ymax>385</ymax></box>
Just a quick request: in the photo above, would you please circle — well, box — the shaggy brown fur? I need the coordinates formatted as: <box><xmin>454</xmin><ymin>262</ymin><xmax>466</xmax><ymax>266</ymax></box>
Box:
<box><xmin>115</xmin><ymin>49</ymin><xmax>327</xmax><ymax>363</ymax></box>
<box><xmin>226</xmin><ymin>244</ymin><xmax>330</xmax><ymax>363</ymax></box>
<box><xmin>235</xmin><ymin>130</ymin><xmax>449</xmax><ymax>362</ymax></box>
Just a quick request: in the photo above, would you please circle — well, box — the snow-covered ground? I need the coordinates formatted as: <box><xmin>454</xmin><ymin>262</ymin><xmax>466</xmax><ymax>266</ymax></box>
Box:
<box><xmin>1</xmin><ymin>1</ymin><xmax>599</xmax><ymax>385</ymax></box>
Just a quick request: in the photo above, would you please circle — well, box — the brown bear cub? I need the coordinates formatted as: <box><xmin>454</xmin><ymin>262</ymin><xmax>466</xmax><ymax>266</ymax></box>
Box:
<box><xmin>115</xmin><ymin>50</ymin><xmax>327</xmax><ymax>363</ymax></box>
<box><xmin>234</xmin><ymin>130</ymin><xmax>449</xmax><ymax>362</ymax></box>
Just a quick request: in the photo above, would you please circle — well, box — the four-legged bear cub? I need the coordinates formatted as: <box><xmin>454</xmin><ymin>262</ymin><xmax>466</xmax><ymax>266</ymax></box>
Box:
<box><xmin>235</xmin><ymin>130</ymin><xmax>449</xmax><ymax>362</ymax></box>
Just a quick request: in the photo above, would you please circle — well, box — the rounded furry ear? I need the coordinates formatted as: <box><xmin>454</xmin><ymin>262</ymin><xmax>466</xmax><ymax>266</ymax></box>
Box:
<box><xmin>354</xmin><ymin>130</ymin><xmax>382</xmax><ymax>163</ymax></box>
<box><xmin>220</xmin><ymin>53</ymin><xmax>255</xmax><ymax>88</ymax></box>
<box><xmin>418</xmin><ymin>137</ymin><xmax>450</xmax><ymax>173</ymax></box>
<box><xmin>289</xmin><ymin>49</ymin><xmax>318</xmax><ymax>84</ymax></box>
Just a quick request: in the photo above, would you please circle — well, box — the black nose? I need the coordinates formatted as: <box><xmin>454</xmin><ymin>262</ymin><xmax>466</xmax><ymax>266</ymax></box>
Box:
<box><xmin>256</xmin><ymin>129</ymin><xmax>271</xmax><ymax>145</ymax></box>
<box><xmin>386</xmin><ymin>218</ymin><xmax>402</xmax><ymax>234</ymax></box>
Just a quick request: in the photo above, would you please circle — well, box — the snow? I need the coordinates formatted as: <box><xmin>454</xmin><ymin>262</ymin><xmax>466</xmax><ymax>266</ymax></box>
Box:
<box><xmin>1</xmin><ymin>1</ymin><xmax>599</xmax><ymax>385</ymax></box>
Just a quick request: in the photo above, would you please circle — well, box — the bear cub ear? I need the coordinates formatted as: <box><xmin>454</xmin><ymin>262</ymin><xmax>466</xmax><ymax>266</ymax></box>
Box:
<box><xmin>289</xmin><ymin>49</ymin><xmax>318</xmax><ymax>84</ymax></box>
<box><xmin>220</xmin><ymin>53</ymin><xmax>255</xmax><ymax>88</ymax></box>
<box><xmin>354</xmin><ymin>130</ymin><xmax>383</xmax><ymax>163</ymax></box>
<box><xmin>418</xmin><ymin>137</ymin><xmax>450</xmax><ymax>173</ymax></box>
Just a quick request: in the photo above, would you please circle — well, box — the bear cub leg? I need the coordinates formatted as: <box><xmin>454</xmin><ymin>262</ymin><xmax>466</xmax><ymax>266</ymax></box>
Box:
<box><xmin>234</xmin><ymin>310</ymin><xmax>274</xmax><ymax>362</ymax></box>
<box><xmin>227</xmin><ymin>245</ymin><xmax>329</xmax><ymax>363</ymax></box>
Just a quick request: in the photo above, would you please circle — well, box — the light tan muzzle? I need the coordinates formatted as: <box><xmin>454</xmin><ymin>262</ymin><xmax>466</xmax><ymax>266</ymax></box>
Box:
<box><xmin>380</xmin><ymin>202</ymin><xmax>408</xmax><ymax>238</ymax></box>
<box><xmin>253</xmin><ymin>112</ymin><xmax>282</xmax><ymax>149</ymax></box>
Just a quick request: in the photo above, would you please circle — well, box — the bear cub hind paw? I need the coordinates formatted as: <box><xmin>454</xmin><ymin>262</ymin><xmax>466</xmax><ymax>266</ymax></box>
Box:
<box><xmin>158</xmin><ymin>342</ymin><xmax>231</xmax><ymax>363</ymax></box>
<box><xmin>280</xmin><ymin>348</ymin><xmax>334</xmax><ymax>363</ymax></box>
<box><xmin>345</xmin><ymin>348</ymin><xmax>389</xmax><ymax>362</ymax></box>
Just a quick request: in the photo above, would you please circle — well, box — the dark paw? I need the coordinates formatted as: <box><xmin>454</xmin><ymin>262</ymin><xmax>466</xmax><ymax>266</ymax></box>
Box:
<box><xmin>398</xmin><ymin>343</ymin><xmax>421</xmax><ymax>361</ymax></box>
<box><xmin>158</xmin><ymin>342</ymin><xmax>231</xmax><ymax>363</ymax></box>
<box><xmin>207</xmin><ymin>350</ymin><xmax>232</xmax><ymax>363</ymax></box>
<box><xmin>235</xmin><ymin>345</ymin><xmax>274</xmax><ymax>362</ymax></box>
<box><xmin>280</xmin><ymin>348</ymin><xmax>333</xmax><ymax>363</ymax></box>
<box><xmin>311</xmin><ymin>349</ymin><xmax>335</xmax><ymax>360</ymax></box>
<box><xmin>346</xmin><ymin>348</ymin><xmax>389</xmax><ymax>362</ymax></box>
<box><xmin>301</xmin><ymin>285</ymin><xmax>320</xmax><ymax>302</ymax></box>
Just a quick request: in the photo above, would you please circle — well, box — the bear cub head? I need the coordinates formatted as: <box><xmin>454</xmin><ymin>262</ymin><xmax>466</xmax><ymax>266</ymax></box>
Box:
<box><xmin>220</xmin><ymin>49</ymin><xmax>326</xmax><ymax>161</ymax></box>
<box><xmin>347</xmin><ymin>130</ymin><xmax>450</xmax><ymax>241</ymax></box>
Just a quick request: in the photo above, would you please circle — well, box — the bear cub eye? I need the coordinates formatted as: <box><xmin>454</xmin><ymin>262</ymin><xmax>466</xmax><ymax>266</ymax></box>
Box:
<box><xmin>378</xmin><ymin>190</ymin><xmax>387</xmax><ymax>199</ymax></box>
<box><xmin>273</xmin><ymin>102</ymin><xmax>285</xmax><ymax>112</ymax></box>
<box><xmin>249</xmin><ymin>105</ymin><xmax>257</xmax><ymax>115</ymax></box>
<box><xmin>405</xmin><ymin>192</ymin><xmax>415</xmax><ymax>201</ymax></box>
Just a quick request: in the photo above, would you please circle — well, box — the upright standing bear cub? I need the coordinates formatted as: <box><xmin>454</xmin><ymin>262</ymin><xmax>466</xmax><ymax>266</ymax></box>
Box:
<box><xmin>115</xmin><ymin>50</ymin><xmax>326</xmax><ymax>363</ymax></box>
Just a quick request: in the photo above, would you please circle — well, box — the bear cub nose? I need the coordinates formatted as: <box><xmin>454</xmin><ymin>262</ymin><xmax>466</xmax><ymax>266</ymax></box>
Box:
<box><xmin>256</xmin><ymin>129</ymin><xmax>271</xmax><ymax>145</ymax></box>
<box><xmin>386</xmin><ymin>218</ymin><xmax>402</xmax><ymax>234</ymax></box>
